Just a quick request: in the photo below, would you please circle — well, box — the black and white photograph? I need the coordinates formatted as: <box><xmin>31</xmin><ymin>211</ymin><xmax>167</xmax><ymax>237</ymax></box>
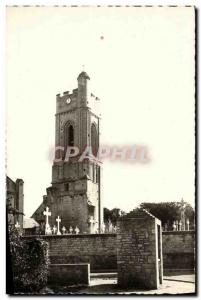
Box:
<box><xmin>4</xmin><ymin>4</ymin><xmax>196</xmax><ymax>295</ymax></box>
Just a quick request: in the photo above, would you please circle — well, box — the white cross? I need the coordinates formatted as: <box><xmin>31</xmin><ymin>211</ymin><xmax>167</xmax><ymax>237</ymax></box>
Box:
<box><xmin>101</xmin><ymin>222</ymin><xmax>106</xmax><ymax>233</ymax></box>
<box><xmin>56</xmin><ymin>216</ymin><xmax>61</xmax><ymax>235</ymax></box>
<box><xmin>69</xmin><ymin>226</ymin><xmax>73</xmax><ymax>234</ymax></box>
<box><xmin>43</xmin><ymin>207</ymin><xmax>51</xmax><ymax>226</ymax></box>
<box><xmin>186</xmin><ymin>219</ymin><xmax>190</xmax><ymax>231</ymax></box>
<box><xmin>52</xmin><ymin>225</ymin><xmax>57</xmax><ymax>235</ymax></box>
<box><xmin>75</xmin><ymin>226</ymin><xmax>80</xmax><ymax>234</ymax></box>
<box><xmin>89</xmin><ymin>216</ymin><xmax>95</xmax><ymax>224</ymax></box>
<box><xmin>15</xmin><ymin>221</ymin><xmax>20</xmax><ymax>229</ymax></box>
<box><xmin>179</xmin><ymin>220</ymin><xmax>182</xmax><ymax>231</ymax></box>
<box><xmin>180</xmin><ymin>198</ymin><xmax>185</xmax><ymax>210</ymax></box>
<box><xmin>43</xmin><ymin>207</ymin><xmax>52</xmax><ymax>235</ymax></box>
<box><xmin>62</xmin><ymin>226</ymin><xmax>66</xmax><ymax>235</ymax></box>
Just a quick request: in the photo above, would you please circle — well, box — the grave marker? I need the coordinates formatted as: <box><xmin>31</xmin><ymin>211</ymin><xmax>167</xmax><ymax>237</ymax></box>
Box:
<box><xmin>56</xmin><ymin>216</ymin><xmax>61</xmax><ymax>235</ymax></box>
<box><xmin>43</xmin><ymin>206</ymin><xmax>52</xmax><ymax>235</ymax></box>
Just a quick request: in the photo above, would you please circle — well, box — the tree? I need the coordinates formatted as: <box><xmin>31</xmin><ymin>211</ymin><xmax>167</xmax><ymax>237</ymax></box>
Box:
<box><xmin>126</xmin><ymin>201</ymin><xmax>195</xmax><ymax>229</ymax></box>
<box><xmin>104</xmin><ymin>207</ymin><xmax>126</xmax><ymax>225</ymax></box>
<box><xmin>9</xmin><ymin>227</ymin><xmax>50</xmax><ymax>293</ymax></box>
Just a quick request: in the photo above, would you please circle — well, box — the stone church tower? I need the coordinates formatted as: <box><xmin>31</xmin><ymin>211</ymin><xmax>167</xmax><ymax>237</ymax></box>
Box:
<box><xmin>32</xmin><ymin>71</ymin><xmax>103</xmax><ymax>233</ymax></box>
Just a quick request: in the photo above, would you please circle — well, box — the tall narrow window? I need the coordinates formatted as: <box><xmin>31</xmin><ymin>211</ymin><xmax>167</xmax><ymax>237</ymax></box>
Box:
<box><xmin>64</xmin><ymin>123</ymin><xmax>74</xmax><ymax>159</ymax></box>
<box><xmin>68</xmin><ymin>125</ymin><xmax>74</xmax><ymax>146</ymax></box>
<box><xmin>64</xmin><ymin>123</ymin><xmax>74</xmax><ymax>147</ymax></box>
<box><xmin>91</xmin><ymin>123</ymin><xmax>98</xmax><ymax>156</ymax></box>
<box><xmin>65</xmin><ymin>183</ymin><xmax>69</xmax><ymax>191</ymax></box>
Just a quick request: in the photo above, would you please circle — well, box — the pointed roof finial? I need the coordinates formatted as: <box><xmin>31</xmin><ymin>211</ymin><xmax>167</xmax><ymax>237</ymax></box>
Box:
<box><xmin>77</xmin><ymin>67</ymin><xmax>90</xmax><ymax>80</ymax></box>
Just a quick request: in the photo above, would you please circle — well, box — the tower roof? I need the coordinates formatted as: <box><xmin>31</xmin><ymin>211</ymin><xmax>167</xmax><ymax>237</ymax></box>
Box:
<box><xmin>77</xmin><ymin>71</ymin><xmax>90</xmax><ymax>80</ymax></box>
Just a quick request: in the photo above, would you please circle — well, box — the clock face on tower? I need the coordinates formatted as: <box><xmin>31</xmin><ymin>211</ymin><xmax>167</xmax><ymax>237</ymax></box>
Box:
<box><xmin>66</xmin><ymin>98</ymin><xmax>71</xmax><ymax>104</ymax></box>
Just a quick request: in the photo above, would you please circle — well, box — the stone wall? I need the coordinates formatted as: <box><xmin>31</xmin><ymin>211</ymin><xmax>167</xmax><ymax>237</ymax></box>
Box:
<box><xmin>48</xmin><ymin>264</ymin><xmax>90</xmax><ymax>286</ymax></box>
<box><xmin>162</xmin><ymin>231</ymin><xmax>195</xmax><ymax>270</ymax></box>
<box><xmin>40</xmin><ymin>234</ymin><xmax>117</xmax><ymax>272</ymax></box>
<box><xmin>24</xmin><ymin>230</ymin><xmax>195</xmax><ymax>273</ymax></box>
<box><xmin>116</xmin><ymin>211</ymin><xmax>162</xmax><ymax>289</ymax></box>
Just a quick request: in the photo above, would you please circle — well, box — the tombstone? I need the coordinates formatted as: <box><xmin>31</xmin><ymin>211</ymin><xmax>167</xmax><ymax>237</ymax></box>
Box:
<box><xmin>164</xmin><ymin>223</ymin><xmax>168</xmax><ymax>231</ymax></box>
<box><xmin>69</xmin><ymin>226</ymin><xmax>73</xmax><ymax>234</ymax></box>
<box><xmin>15</xmin><ymin>221</ymin><xmax>20</xmax><ymax>230</ymax></box>
<box><xmin>62</xmin><ymin>226</ymin><xmax>66</xmax><ymax>235</ymax></box>
<box><xmin>101</xmin><ymin>222</ymin><xmax>106</xmax><ymax>233</ymax></box>
<box><xmin>108</xmin><ymin>220</ymin><xmax>113</xmax><ymax>233</ymax></box>
<box><xmin>113</xmin><ymin>225</ymin><xmax>117</xmax><ymax>233</ymax></box>
<box><xmin>52</xmin><ymin>225</ymin><xmax>57</xmax><ymax>235</ymax></box>
<box><xmin>94</xmin><ymin>222</ymin><xmax>99</xmax><ymax>233</ymax></box>
<box><xmin>178</xmin><ymin>220</ymin><xmax>182</xmax><ymax>231</ymax></box>
<box><xmin>75</xmin><ymin>226</ymin><xmax>80</xmax><ymax>234</ymax></box>
<box><xmin>172</xmin><ymin>221</ymin><xmax>176</xmax><ymax>231</ymax></box>
<box><xmin>88</xmin><ymin>216</ymin><xmax>95</xmax><ymax>234</ymax></box>
<box><xmin>117</xmin><ymin>208</ymin><xmax>163</xmax><ymax>289</ymax></box>
<box><xmin>15</xmin><ymin>221</ymin><xmax>22</xmax><ymax>236</ymax></box>
<box><xmin>43</xmin><ymin>206</ymin><xmax>52</xmax><ymax>235</ymax></box>
<box><xmin>56</xmin><ymin>216</ymin><xmax>61</xmax><ymax>235</ymax></box>
<box><xmin>186</xmin><ymin>219</ymin><xmax>190</xmax><ymax>231</ymax></box>
<box><xmin>175</xmin><ymin>220</ymin><xmax>179</xmax><ymax>231</ymax></box>
<box><xmin>180</xmin><ymin>198</ymin><xmax>186</xmax><ymax>230</ymax></box>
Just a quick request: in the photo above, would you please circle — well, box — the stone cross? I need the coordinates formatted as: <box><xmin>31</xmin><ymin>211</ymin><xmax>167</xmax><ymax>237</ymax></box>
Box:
<box><xmin>69</xmin><ymin>226</ymin><xmax>73</xmax><ymax>234</ymax></box>
<box><xmin>178</xmin><ymin>220</ymin><xmax>182</xmax><ymax>231</ymax></box>
<box><xmin>186</xmin><ymin>219</ymin><xmax>190</xmax><ymax>231</ymax></box>
<box><xmin>52</xmin><ymin>225</ymin><xmax>57</xmax><ymax>235</ymax></box>
<box><xmin>180</xmin><ymin>198</ymin><xmax>186</xmax><ymax>230</ymax></box>
<box><xmin>175</xmin><ymin>220</ymin><xmax>179</xmax><ymax>231</ymax></box>
<box><xmin>56</xmin><ymin>216</ymin><xmax>61</xmax><ymax>235</ymax></box>
<box><xmin>101</xmin><ymin>222</ymin><xmax>106</xmax><ymax>233</ymax></box>
<box><xmin>62</xmin><ymin>226</ymin><xmax>66</xmax><ymax>235</ymax></box>
<box><xmin>43</xmin><ymin>206</ymin><xmax>52</xmax><ymax>235</ymax></box>
<box><xmin>15</xmin><ymin>221</ymin><xmax>20</xmax><ymax>229</ymax></box>
<box><xmin>108</xmin><ymin>220</ymin><xmax>113</xmax><ymax>233</ymax></box>
<box><xmin>43</xmin><ymin>206</ymin><xmax>51</xmax><ymax>225</ymax></box>
<box><xmin>89</xmin><ymin>216</ymin><xmax>95</xmax><ymax>234</ymax></box>
<box><xmin>75</xmin><ymin>226</ymin><xmax>80</xmax><ymax>234</ymax></box>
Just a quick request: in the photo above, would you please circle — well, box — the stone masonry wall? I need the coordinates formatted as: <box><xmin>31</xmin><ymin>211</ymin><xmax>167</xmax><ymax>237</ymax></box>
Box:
<box><xmin>117</xmin><ymin>215</ymin><xmax>161</xmax><ymax>289</ymax></box>
<box><xmin>41</xmin><ymin>234</ymin><xmax>117</xmax><ymax>272</ymax></box>
<box><xmin>48</xmin><ymin>264</ymin><xmax>90</xmax><ymax>285</ymax></box>
<box><xmin>23</xmin><ymin>230</ymin><xmax>195</xmax><ymax>273</ymax></box>
<box><xmin>162</xmin><ymin>231</ymin><xmax>195</xmax><ymax>270</ymax></box>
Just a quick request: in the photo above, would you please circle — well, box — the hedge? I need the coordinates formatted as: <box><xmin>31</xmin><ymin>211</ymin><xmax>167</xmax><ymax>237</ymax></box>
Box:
<box><xmin>9</xmin><ymin>227</ymin><xmax>49</xmax><ymax>293</ymax></box>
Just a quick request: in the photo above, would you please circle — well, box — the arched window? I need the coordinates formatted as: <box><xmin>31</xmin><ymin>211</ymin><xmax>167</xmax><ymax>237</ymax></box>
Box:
<box><xmin>64</xmin><ymin>123</ymin><xmax>74</xmax><ymax>155</ymax></box>
<box><xmin>91</xmin><ymin>123</ymin><xmax>98</xmax><ymax>156</ymax></box>
<box><xmin>68</xmin><ymin>125</ymin><xmax>74</xmax><ymax>146</ymax></box>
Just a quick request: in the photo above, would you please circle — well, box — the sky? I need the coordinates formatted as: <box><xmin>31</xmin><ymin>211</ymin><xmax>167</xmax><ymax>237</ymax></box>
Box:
<box><xmin>6</xmin><ymin>6</ymin><xmax>195</xmax><ymax>217</ymax></box>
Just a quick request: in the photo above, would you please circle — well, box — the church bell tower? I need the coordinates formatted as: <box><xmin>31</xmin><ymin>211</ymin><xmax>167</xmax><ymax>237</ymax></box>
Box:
<box><xmin>34</xmin><ymin>71</ymin><xmax>103</xmax><ymax>234</ymax></box>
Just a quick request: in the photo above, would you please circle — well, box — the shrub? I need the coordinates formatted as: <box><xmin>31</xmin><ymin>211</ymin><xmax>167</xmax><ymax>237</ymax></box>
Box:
<box><xmin>9</xmin><ymin>227</ymin><xmax>49</xmax><ymax>293</ymax></box>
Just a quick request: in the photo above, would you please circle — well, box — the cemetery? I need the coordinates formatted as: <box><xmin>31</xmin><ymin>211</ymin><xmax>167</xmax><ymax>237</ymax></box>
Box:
<box><xmin>7</xmin><ymin>72</ymin><xmax>195</xmax><ymax>294</ymax></box>
<box><xmin>13</xmin><ymin>205</ymin><xmax>195</xmax><ymax>294</ymax></box>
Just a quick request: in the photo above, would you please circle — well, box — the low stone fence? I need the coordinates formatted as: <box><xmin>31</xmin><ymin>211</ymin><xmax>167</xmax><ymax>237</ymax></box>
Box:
<box><xmin>48</xmin><ymin>264</ymin><xmax>90</xmax><ymax>286</ymax></box>
<box><xmin>162</xmin><ymin>231</ymin><xmax>195</xmax><ymax>271</ymax></box>
<box><xmin>24</xmin><ymin>230</ymin><xmax>195</xmax><ymax>273</ymax></box>
<box><xmin>40</xmin><ymin>234</ymin><xmax>117</xmax><ymax>272</ymax></box>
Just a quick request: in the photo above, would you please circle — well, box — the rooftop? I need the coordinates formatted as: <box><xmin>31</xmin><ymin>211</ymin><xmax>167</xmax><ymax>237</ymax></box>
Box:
<box><xmin>77</xmin><ymin>71</ymin><xmax>90</xmax><ymax>80</ymax></box>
